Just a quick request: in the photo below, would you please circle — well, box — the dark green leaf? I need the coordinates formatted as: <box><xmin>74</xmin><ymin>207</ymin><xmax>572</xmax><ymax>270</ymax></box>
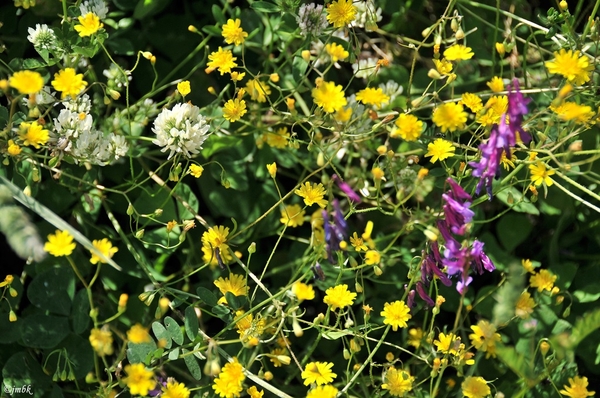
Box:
<box><xmin>133</xmin><ymin>0</ymin><xmax>170</xmax><ymax>19</ymax></box>
<box><xmin>212</xmin><ymin>305</ymin><xmax>231</xmax><ymax>321</ymax></box>
<box><xmin>212</xmin><ymin>4</ymin><xmax>226</xmax><ymax>24</ymax></box>
<box><xmin>164</xmin><ymin>316</ymin><xmax>184</xmax><ymax>345</ymax></box>
<box><xmin>251</xmin><ymin>1</ymin><xmax>281</xmax><ymax>13</ymax></box>
<box><xmin>496</xmin><ymin>213</ymin><xmax>533</xmax><ymax>252</ymax></box>
<box><xmin>184</xmin><ymin>306</ymin><xmax>199</xmax><ymax>341</ymax></box>
<box><xmin>71</xmin><ymin>289</ymin><xmax>90</xmax><ymax>334</ymax></box>
<box><xmin>182</xmin><ymin>349</ymin><xmax>202</xmax><ymax>380</ymax></box>
<box><xmin>196</xmin><ymin>287</ymin><xmax>218</xmax><ymax>307</ymax></box>
<box><xmin>22</xmin><ymin>58</ymin><xmax>46</xmax><ymax>69</ymax></box>
<box><xmin>292</xmin><ymin>55</ymin><xmax>308</xmax><ymax>82</ymax></box>
<box><xmin>27</xmin><ymin>267</ymin><xmax>75</xmax><ymax>316</ymax></box>
<box><xmin>152</xmin><ymin>321</ymin><xmax>172</xmax><ymax>349</ymax></box>
<box><xmin>126</xmin><ymin>340</ymin><xmax>158</xmax><ymax>365</ymax></box>
<box><xmin>20</xmin><ymin>314</ymin><xmax>70</xmax><ymax>349</ymax></box>
<box><xmin>225</xmin><ymin>292</ymin><xmax>247</xmax><ymax>309</ymax></box>
<box><xmin>568</xmin><ymin>308</ymin><xmax>600</xmax><ymax>348</ymax></box>
<box><xmin>59</xmin><ymin>334</ymin><xmax>94</xmax><ymax>380</ymax></box>
<box><xmin>2</xmin><ymin>352</ymin><xmax>52</xmax><ymax>398</ymax></box>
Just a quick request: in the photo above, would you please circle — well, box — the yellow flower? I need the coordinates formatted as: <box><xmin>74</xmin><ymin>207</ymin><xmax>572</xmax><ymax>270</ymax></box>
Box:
<box><xmin>372</xmin><ymin>167</ymin><xmax>384</xmax><ymax>180</ymax></box>
<box><xmin>202</xmin><ymin>225</ymin><xmax>233</xmax><ymax>267</ymax></box>
<box><xmin>292</xmin><ymin>282</ymin><xmax>315</xmax><ymax>302</ymax></box>
<box><xmin>51</xmin><ymin>68</ymin><xmax>88</xmax><ymax>99</ymax></box>
<box><xmin>246</xmin><ymin>79</ymin><xmax>271</xmax><ymax>102</ymax></box>
<box><xmin>522</xmin><ymin>258</ymin><xmax>535</xmax><ymax>273</ymax></box>
<box><xmin>222</xmin><ymin>19</ymin><xmax>248</xmax><ymax>46</ymax></box>
<box><xmin>280</xmin><ymin>204</ymin><xmax>306</xmax><ymax>228</ymax></box>
<box><xmin>307</xmin><ymin>385</ymin><xmax>338</xmax><ymax>398</ymax></box>
<box><xmin>127</xmin><ymin>323</ymin><xmax>151</xmax><ymax>343</ymax></box>
<box><xmin>19</xmin><ymin>121</ymin><xmax>49</xmax><ymax>149</ymax></box>
<box><xmin>334</xmin><ymin>106</ymin><xmax>353</xmax><ymax>122</ymax></box>
<box><xmin>433</xmin><ymin>58</ymin><xmax>453</xmax><ymax>75</ymax></box>
<box><xmin>207</xmin><ymin>47</ymin><xmax>237</xmax><ymax>75</ymax></box>
<box><xmin>325</xmin><ymin>43</ymin><xmax>349</xmax><ymax>62</ymax></box>
<box><xmin>515</xmin><ymin>291</ymin><xmax>535</xmax><ymax>319</ymax></box>
<box><xmin>355</xmin><ymin>87</ymin><xmax>390</xmax><ymax>108</ymax></box>
<box><xmin>89</xmin><ymin>328</ymin><xmax>114</xmax><ymax>356</ymax></box>
<box><xmin>230</xmin><ymin>71</ymin><xmax>246</xmax><ymax>82</ymax></box>
<box><xmin>500</xmin><ymin>150</ymin><xmax>515</xmax><ymax>170</ymax></box>
<box><xmin>123</xmin><ymin>363</ymin><xmax>156</xmax><ymax>397</ymax></box>
<box><xmin>477</xmin><ymin>95</ymin><xmax>509</xmax><ymax>126</ymax></box>
<box><xmin>9</xmin><ymin>70</ymin><xmax>44</xmax><ymax>95</ymax></box>
<box><xmin>365</xmin><ymin>250</ymin><xmax>381</xmax><ymax>265</ymax></box>
<box><xmin>380</xmin><ymin>300</ymin><xmax>411</xmax><ymax>331</ymax></box>
<box><xmin>496</xmin><ymin>42</ymin><xmax>506</xmax><ymax>56</ymax></box>
<box><xmin>295</xmin><ymin>182</ymin><xmax>328</xmax><ymax>208</ymax></box>
<box><xmin>7</xmin><ymin>140</ymin><xmax>22</xmax><ymax>156</ymax></box>
<box><xmin>460</xmin><ymin>92</ymin><xmax>483</xmax><ymax>113</ymax></box>
<box><xmin>323</xmin><ymin>284</ymin><xmax>356</xmax><ymax>311</ymax></box>
<box><xmin>312</xmin><ymin>80</ymin><xmax>347</xmax><ymax>113</ymax></box>
<box><xmin>443</xmin><ymin>44</ymin><xmax>474</xmax><ymax>61</ymax></box>
<box><xmin>223</xmin><ymin>98</ymin><xmax>247</xmax><ymax>122</ymax></box>
<box><xmin>0</xmin><ymin>275</ymin><xmax>13</xmax><ymax>288</ymax></box>
<box><xmin>246</xmin><ymin>386</ymin><xmax>264</xmax><ymax>398</ymax></box>
<box><xmin>44</xmin><ymin>230</ymin><xmax>76</xmax><ymax>257</ymax></box>
<box><xmin>382</xmin><ymin>368</ymin><xmax>414</xmax><ymax>397</ymax></box>
<box><xmin>177</xmin><ymin>81</ymin><xmax>191</xmax><ymax>97</ymax></box>
<box><xmin>434</xmin><ymin>332</ymin><xmax>461</xmax><ymax>355</ymax></box>
<box><xmin>213</xmin><ymin>358</ymin><xmax>245</xmax><ymax>398</ymax></box>
<box><xmin>432</xmin><ymin>102</ymin><xmax>468</xmax><ymax>132</ymax></box>
<box><xmin>326</xmin><ymin>0</ymin><xmax>357</xmax><ymax>28</ymax></box>
<box><xmin>350</xmin><ymin>232</ymin><xmax>367</xmax><ymax>251</ymax></box>
<box><xmin>189</xmin><ymin>164</ymin><xmax>204</xmax><ymax>178</ymax></box>
<box><xmin>90</xmin><ymin>238</ymin><xmax>118</xmax><ymax>264</ymax></box>
<box><xmin>530</xmin><ymin>269</ymin><xmax>557</xmax><ymax>292</ymax></box>
<box><xmin>301</xmin><ymin>362</ymin><xmax>337</xmax><ymax>385</ymax></box>
<box><xmin>162</xmin><ymin>380</ymin><xmax>190</xmax><ymax>398</ymax></box>
<box><xmin>425</xmin><ymin>138</ymin><xmax>455</xmax><ymax>163</ymax></box>
<box><xmin>529</xmin><ymin>162</ymin><xmax>555</xmax><ymax>186</ymax></box>
<box><xmin>469</xmin><ymin>320</ymin><xmax>501</xmax><ymax>358</ymax></box>
<box><xmin>545</xmin><ymin>49</ymin><xmax>593</xmax><ymax>86</ymax></box>
<box><xmin>551</xmin><ymin>102</ymin><xmax>595</xmax><ymax>124</ymax></box>
<box><xmin>559</xmin><ymin>376</ymin><xmax>595</xmax><ymax>398</ymax></box>
<box><xmin>266</xmin><ymin>162</ymin><xmax>277</xmax><ymax>178</ymax></box>
<box><xmin>214</xmin><ymin>274</ymin><xmax>248</xmax><ymax>305</ymax></box>
<box><xmin>407</xmin><ymin>327</ymin><xmax>423</xmax><ymax>348</ymax></box>
<box><xmin>487</xmin><ymin>76</ymin><xmax>504</xmax><ymax>92</ymax></box>
<box><xmin>263</xmin><ymin>127</ymin><xmax>290</xmax><ymax>148</ymax></box>
<box><xmin>462</xmin><ymin>376</ymin><xmax>490</xmax><ymax>398</ymax></box>
<box><xmin>74</xmin><ymin>12</ymin><xmax>103</xmax><ymax>37</ymax></box>
<box><xmin>392</xmin><ymin>114</ymin><xmax>423</xmax><ymax>141</ymax></box>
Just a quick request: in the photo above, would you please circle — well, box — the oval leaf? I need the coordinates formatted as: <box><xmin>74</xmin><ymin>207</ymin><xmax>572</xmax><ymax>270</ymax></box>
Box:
<box><xmin>164</xmin><ymin>316</ymin><xmax>184</xmax><ymax>345</ymax></box>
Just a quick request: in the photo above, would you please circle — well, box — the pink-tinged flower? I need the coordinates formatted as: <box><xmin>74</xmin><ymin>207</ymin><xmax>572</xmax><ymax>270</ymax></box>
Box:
<box><xmin>323</xmin><ymin>199</ymin><xmax>348</xmax><ymax>263</ymax></box>
<box><xmin>332</xmin><ymin>175</ymin><xmax>361</xmax><ymax>203</ymax></box>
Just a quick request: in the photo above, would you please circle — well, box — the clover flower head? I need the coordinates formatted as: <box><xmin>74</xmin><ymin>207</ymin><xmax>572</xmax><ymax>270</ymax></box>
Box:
<box><xmin>350</xmin><ymin>1</ymin><xmax>382</xmax><ymax>31</ymax></box>
<box><xmin>297</xmin><ymin>3</ymin><xmax>328</xmax><ymax>37</ymax></box>
<box><xmin>152</xmin><ymin>103</ymin><xmax>211</xmax><ymax>159</ymax></box>
<box><xmin>27</xmin><ymin>24</ymin><xmax>57</xmax><ymax>51</ymax></box>
<box><xmin>79</xmin><ymin>0</ymin><xmax>108</xmax><ymax>19</ymax></box>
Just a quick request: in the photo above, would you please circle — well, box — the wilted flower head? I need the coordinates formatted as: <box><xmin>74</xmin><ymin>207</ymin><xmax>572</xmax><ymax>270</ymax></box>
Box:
<box><xmin>152</xmin><ymin>103</ymin><xmax>211</xmax><ymax>159</ymax></box>
<box><xmin>297</xmin><ymin>3</ymin><xmax>328</xmax><ymax>37</ymax></box>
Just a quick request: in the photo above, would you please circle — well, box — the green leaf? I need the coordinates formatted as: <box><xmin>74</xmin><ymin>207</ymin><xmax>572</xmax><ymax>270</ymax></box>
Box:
<box><xmin>182</xmin><ymin>349</ymin><xmax>202</xmax><ymax>380</ymax></box>
<box><xmin>568</xmin><ymin>308</ymin><xmax>600</xmax><ymax>348</ymax></box>
<box><xmin>184</xmin><ymin>306</ymin><xmax>199</xmax><ymax>341</ymax></box>
<box><xmin>202</xmin><ymin>25</ymin><xmax>222</xmax><ymax>36</ymax></box>
<box><xmin>126</xmin><ymin>340</ymin><xmax>157</xmax><ymax>365</ymax></box>
<box><xmin>0</xmin><ymin>105</ymin><xmax>8</xmax><ymax>129</ymax></box>
<box><xmin>495</xmin><ymin>344</ymin><xmax>533</xmax><ymax>381</ymax></box>
<box><xmin>2</xmin><ymin>352</ymin><xmax>52</xmax><ymax>398</ymax></box>
<box><xmin>322</xmin><ymin>330</ymin><xmax>352</xmax><ymax>340</ymax></box>
<box><xmin>152</xmin><ymin>321</ymin><xmax>172</xmax><ymax>349</ymax></box>
<box><xmin>59</xmin><ymin>334</ymin><xmax>94</xmax><ymax>380</ymax></box>
<box><xmin>202</xmin><ymin>135</ymin><xmax>240</xmax><ymax>158</ymax></box>
<box><xmin>496</xmin><ymin>186</ymin><xmax>540</xmax><ymax>215</ymax></box>
<box><xmin>496</xmin><ymin>213</ymin><xmax>534</xmax><ymax>252</ymax></box>
<box><xmin>250</xmin><ymin>1</ymin><xmax>281</xmax><ymax>13</ymax></box>
<box><xmin>22</xmin><ymin>58</ymin><xmax>46</xmax><ymax>69</ymax></box>
<box><xmin>573</xmin><ymin>283</ymin><xmax>600</xmax><ymax>303</ymax></box>
<box><xmin>71</xmin><ymin>289</ymin><xmax>91</xmax><ymax>334</ymax></box>
<box><xmin>168</xmin><ymin>346</ymin><xmax>180</xmax><ymax>361</ymax></box>
<box><xmin>212</xmin><ymin>305</ymin><xmax>231</xmax><ymax>321</ymax></box>
<box><xmin>27</xmin><ymin>267</ymin><xmax>75</xmax><ymax>316</ymax></box>
<box><xmin>174</xmin><ymin>183</ymin><xmax>199</xmax><ymax>219</ymax></box>
<box><xmin>0</xmin><ymin>311</ymin><xmax>20</xmax><ymax>344</ymax></box>
<box><xmin>292</xmin><ymin>55</ymin><xmax>308</xmax><ymax>82</ymax></box>
<box><xmin>134</xmin><ymin>0</ymin><xmax>170</xmax><ymax>19</ymax></box>
<box><xmin>212</xmin><ymin>4</ymin><xmax>226</xmax><ymax>24</ymax></box>
<box><xmin>20</xmin><ymin>313</ymin><xmax>70</xmax><ymax>349</ymax></box>
<box><xmin>196</xmin><ymin>287</ymin><xmax>218</xmax><ymax>307</ymax></box>
<box><xmin>164</xmin><ymin>316</ymin><xmax>184</xmax><ymax>345</ymax></box>
<box><xmin>225</xmin><ymin>292</ymin><xmax>247</xmax><ymax>309</ymax></box>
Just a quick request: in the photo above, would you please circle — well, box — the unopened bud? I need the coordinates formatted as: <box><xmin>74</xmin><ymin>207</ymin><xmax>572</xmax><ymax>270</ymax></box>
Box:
<box><xmin>248</xmin><ymin>242</ymin><xmax>256</xmax><ymax>254</ymax></box>
<box><xmin>421</xmin><ymin>26</ymin><xmax>432</xmax><ymax>37</ymax></box>
<box><xmin>559</xmin><ymin>0</ymin><xmax>568</xmax><ymax>10</ymax></box>
<box><xmin>108</xmin><ymin>89</ymin><xmax>121</xmax><ymax>100</ymax></box>
<box><xmin>569</xmin><ymin>140</ymin><xmax>582</xmax><ymax>152</ymax></box>
<box><xmin>188</xmin><ymin>25</ymin><xmax>198</xmax><ymax>33</ymax></box>
<box><xmin>135</xmin><ymin>229</ymin><xmax>145</xmax><ymax>239</ymax></box>
<box><xmin>343</xmin><ymin>349</ymin><xmax>351</xmax><ymax>360</ymax></box>
<box><xmin>455</xmin><ymin>28</ymin><xmax>465</xmax><ymax>40</ymax></box>
<box><xmin>540</xmin><ymin>341</ymin><xmax>550</xmax><ymax>356</ymax></box>
<box><xmin>118</xmin><ymin>293</ymin><xmax>128</xmax><ymax>310</ymax></box>
<box><xmin>142</xmin><ymin>51</ymin><xmax>153</xmax><ymax>60</ymax></box>
<box><xmin>301</xmin><ymin>50</ymin><xmax>311</xmax><ymax>62</ymax></box>
<box><xmin>9</xmin><ymin>310</ymin><xmax>17</xmax><ymax>322</ymax></box>
<box><xmin>428</xmin><ymin>69</ymin><xmax>442</xmax><ymax>80</ymax></box>
<box><xmin>374</xmin><ymin>265</ymin><xmax>383</xmax><ymax>276</ymax></box>
<box><xmin>450</xmin><ymin>19</ymin><xmax>459</xmax><ymax>32</ymax></box>
<box><xmin>495</xmin><ymin>42</ymin><xmax>506</xmax><ymax>57</ymax></box>
<box><xmin>355</xmin><ymin>282</ymin><xmax>363</xmax><ymax>293</ymax></box>
<box><xmin>126</xmin><ymin>203</ymin><xmax>134</xmax><ymax>215</ymax></box>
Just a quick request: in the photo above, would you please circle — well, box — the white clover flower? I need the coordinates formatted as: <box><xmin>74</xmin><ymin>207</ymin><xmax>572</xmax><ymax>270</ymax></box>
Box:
<box><xmin>109</xmin><ymin>134</ymin><xmax>129</xmax><ymax>159</ymax></box>
<box><xmin>352</xmin><ymin>58</ymin><xmax>378</xmax><ymax>79</ymax></box>
<box><xmin>54</xmin><ymin>109</ymin><xmax>94</xmax><ymax>140</ymax></box>
<box><xmin>152</xmin><ymin>103</ymin><xmax>211</xmax><ymax>159</ymax></box>
<box><xmin>22</xmin><ymin>86</ymin><xmax>56</xmax><ymax>108</ymax></box>
<box><xmin>63</xmin><ymin>94</ymin><xmax>92</xmax><ymax>115</ymax></box>
<box><xmin>297</xmin><ymin>3</ymin><xmax>328</xmax><ymax>37</ymax></box>
<box><xmin>350</xmin><ymin>1</ymin><xmax>382</xmax><ymax>31</ymax></box>
<box><xmin>27</xmin><ymin>24</ymin><xmax>57</xmax><ymax>51</ymax></box>
<box><xmin>379</xmin><ymin>80</ymin><xmax>404</xmax><ymax>104</ymax></box>
<box><xmin>80</xmin><ymin>0</ymin><xmax>108</xmax><ymax>19</ymax></box>
<box><xmin>72</xmin><ymin>129</ymin><xmax>112</xmax><ymax>165</ymax></box>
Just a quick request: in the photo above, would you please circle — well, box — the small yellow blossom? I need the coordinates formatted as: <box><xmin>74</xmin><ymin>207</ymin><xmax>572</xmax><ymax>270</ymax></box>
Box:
<box><xmin>223</xmin><ymin>98</ymin><xmax>247</xmax><ymax>122</ymax></box>
<box><xmin>7</xmin><ymin>140</ymin><xmax>22</xmax><ymax>156</ymax></box>
<box><xmin>280</xmin><ymin>204</ymin><xmax>305</xmax><ymax>228</ymax></box>
<box><xmin>292</xmin><ymin>282</ymin><xmax>315</xmax><ymax>302</ymax></box>
<box><xmin>19</xmin><ymin>121</ymin><xmax>49</xmax><ymax>149</ymax></box>
<box><xmin>323</xmin><ymin>284</ymin><xmax>356</xmax><ymax>311</ymax></box>
<box><xmin>382</xmin><ymin>368</ymin><xmax>414</xmax><ymax>397</ymax></box>
<box><xmin>551</xmin><ymin>102</ymin><xmax>595</xmax><ymax>124</ymax></box>
<box><xmin>9</xmin><ymin>70</ymin><xmax>44</xmax><ymax>95</ymax></box>
<box><xmin>325</xmin><ymin>43</ymin><xmax>349</xmax><ymax>62</ymax></box>
<box><xmin>559</xmin><ymin>376</ymin><xmax>595</xmax><ymax>398</ymax></box>
<box><xmin>51</xmin><ymin>68</ymin><xmax>88</xmax><ymax>99</ymax></box>
<box><xmin>326</xmin><ymin>0</ymin><xmax>357</xmax><ymax>28</ymax></box>
<box><xmin>433</xmin><ymin>58</ymin><xmax>453</xmax><ymax>75</ymax></box>
<box><xmin>545</xmin><ymin>49</ymin><xmax>593</xmax><ymax>86</ymax></box>
<box><xmin>365</xmin><ymin>250</ymin><xmax>381</xmax><ymax>265</ymax></box>
<box><xmin>89</xmin><ymin>328</ymin><xmax>114</xmax><ymax>356</ymax></box>
<box><xmin>460</xmin><ymin>93</ymin><xmax>484</xmax><ymax>113</ymax></box>
<box><xmin>334</xmin><ymin>106</ymin><xmax>353</xmax><ymax>122</ymax></box>
<box><xmin>189</xmin><ymin>164</ymin><xmax>204</xmax><ymax>178</ymax></box>
<box><xmin>530</xmin><ymin>269</ymin><xmax>557</xmax><ymax>292</ymax></box>
<box><xmin>443</xmin><ymin>44</ymin><xmax>474</xmax><ymax>61</ymax></box>
<box><xmin>127</xmin><ymin>323</ymin><xmax>151</xmax><ymax>343</ymax></box>
<box><xmin>307</xmin><ymin>385</ymin><xmax>338</xmax><ymax>398</ymax></box>
<box><xmin>425</xmin><ymin>139</ymin><xmax>455</xmax><ymax>163</ymax></box>
<box><xmin>355</xmin><ymin>87</ymin><xmax>390</xmax><ymax>108</ymax></box>
<box><xmin>495</xmin><ymin>42</ymin><xmax>506</xmax><ymax>57</ymax></box>
<box><xmin>515</xmin><ymin>291</ymin><xmax>536</xmax><ymax>319</ymax></box>
<box><xmin>380</xmin><ymin>300</ymin><xmax>411</xmax><ymax>331</ymax></box>
<box><xmin>222</xmin><ymin>19</ymin><xmax>248</xmax><ymax>46</ymax></box>
<box><xmin>301</xmin><ymin>362</ymin><xmax>337</xmax><ymax>385</ymax></box>
<box><xmin>177</xmin><ymin>81</ymin><xmax>191</xmax><ymax>97</ymax></box>
<box><xmin>207</xmin><ymin>47</ymin><xmax>237</xmax><ymax>75</ymax></box>
<box><xmin>90</xmin><ymin>238</ymin><xmax>118</xmax><ymax>264</ymax></box>
<box><xmin>392</xmin><ymin>114</ymin><xmax>423</xmax><ymax>141</ymax></box>
<box><xmin>213</xmin><ymin>358</ymin><xmax>245</xmax><ymax>398</ymax></box>
<box><xmin>123</xmin><ymin>363</ymin><xmax>156</xmax><ymax>396</ymax></box>
<box><xmin>432</xmin><ymin>102</ymin><xmax>468</xmax><ymax>132</ymax></box>
<box><xmin>461</xmin><ymin>376</ymin><xmax>491</xmax><ymax>398</ymax></box>
<box><xmin>469</xmin><ymin>320</ymin><xmax>501</xmax><ymax>358</ymax></box>
<box><xmin>312</xmin><ymin>80</ymin><xmax>347</xmax><ymax>113</ymax></box>
<box><xmin>372</xmin><ymin>167</ymin><xmax>384</xmax><ymax>180</ymax></box>
<box><xmin>350</xmin><ymin>232</ymin><xmax>367</xmax><ymax>251</ymax></box>
<box><xmin>214</xmin><ymin>274</ymin><xmax>248</xmax><ymax>305</ymax></box>
<box><xmin>487</xmin><ymin>76</ymin><xmax>504</xmax><ymax>92</ymax></box>
<box><xmin>266</xmin><ymin>162</ymin><xmax>277</xmax><ymax>178</ymax></box>
<box><xmin>247</xmin><ymin>386</ymin><xmax>264</xmax><ymax>398</ymax></box>
<box><xmin>407</xmin><ymin>328</ymin><xmax>423</xmax><ymax>348</ymax></box>
<box><xmin>529</xmin><ymin>162</ymin><xmax>555</xmax><ymax>186</ymax></box>
<box><xmin>230</xmin><ymin>71</ymin><xmax>245</xmax><ymax>82</ymax></box>
<box><xmin>74</xmin><ymin>12</ymin><xmax>103</xmax><ymax>37</ymax></box>
<box><xmin>44</xmin><ymin>230</ymin><xmax>76</xmax><ymax>257</ymax></box>
<box><xmin>295</xmin><ymin>182</ymin><xmax>328</xmax><ymax>208</ymax></box>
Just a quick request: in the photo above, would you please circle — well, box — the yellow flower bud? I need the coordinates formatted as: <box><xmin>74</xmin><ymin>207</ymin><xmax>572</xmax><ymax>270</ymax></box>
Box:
<box><xmin>559</xmin><ymin>0</ymin><xmax>568</xmax><ymax>10</ymax></box>
<box><xmin>495</xmin><ymin>42</ymin><xmax>506</xmax><ymax>57</ymax></box>
<box><xmin>188</xmin><ymin>25</ymin><xmax>198</xmax><ymax>33</ymax></box>
<box><xmin>9</xmin><ymin>310</ymin><xmax>17</xmax><ymax>322</ymax></box>
<box><xmin>301</xmin><ymin>50</ymin><xmax>311</xmax><ymax>62</ymax></box>
<box><xmin>269</xmin><ymin>73</ymin><xmax>279</xmax><ymax>83</ymax></box>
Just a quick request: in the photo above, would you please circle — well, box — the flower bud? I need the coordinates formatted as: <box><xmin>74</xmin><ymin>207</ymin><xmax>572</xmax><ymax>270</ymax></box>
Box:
<box><xmin>374</xmin><ymin>265</ymin><xmax>383</xmax><ymax>276</ymax></box>
<box><xmin>248</xmin><ymin>242</ymin><xmax>256</xmax><ymax>254</ymax></box>
<box><xmin>135</xmin><ymin>229</ymin><xmax>145</xmax><ymax>239</ymax></box>
<box><xmin>118</xmin><ymin>293</ymin><xmax>128</xmax><ymax>311</ymax></box>
<box><xmin>109</xmin><ymin>89</ymin><xmax>121</xmax><ymax>100</ymax></box>
<box><xmin>450</xmin><ymin>19</ymin><xmax>459</xmax><ymax>32</ymax></box>
<box><xmin>495</xmin><ymin>42</ymin><xmax>506</xmax><ymax>57</ymax></box>
<box><xmin>301</xmin><ymin>50</ymin><xmax>311</xmax><ymax>62</ymax></box>
<box><xmin>9</xmin><ymin>310</ymin><xmax>17</xmax><ymax>322</ymax></box>
<box><xmin>540</xmin><ymin>341</ymin><xmax>550</xmax><ymax>356</ymax></box>
<box><xmin>343</xmin><ymin>349</ymin><xmax>351</xmax><ymax>360</ymax></box>
<box><xmin>559</xmin><ymin>0</ymin><xmax>568</xmax><ymax>10</ymax></box>
<box><xmin>455</xmin><ymin>28</ymin><xmax>465</xmax><ymax>40</ymax></box>
<box><xmin>188</xmin><ymin>25</ymin><xmax>198</xmax><ymax>33</ymax></box>
<box><xmin>427</xmin><ymin>69</ymin><xmax>442</xmax><ymax>80</ymax></box>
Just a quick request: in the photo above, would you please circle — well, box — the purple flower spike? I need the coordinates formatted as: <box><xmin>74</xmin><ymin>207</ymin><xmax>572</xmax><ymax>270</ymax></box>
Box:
<box><xmin>416</xmin><ymin>282</ymin><xmax>435</xmax><ymax>307</ymax></box>
<box><xmin>333</xmin><ymin>175</ymin><xmax>361</xmax><ymax>203</ymax></box>
<box><xmin>323</xmin><ymin>199</ymin><xmax>349</xmax><ymax>263</ymax></box>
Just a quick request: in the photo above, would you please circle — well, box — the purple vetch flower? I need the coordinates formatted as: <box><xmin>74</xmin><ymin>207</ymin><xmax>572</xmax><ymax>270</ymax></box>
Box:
<box><xmin>469</xmin><ymin>78</ymin><xmax>530</xmax><ymax>199</ymax></box>
<box><xmin>471</xmin><ymin>240</ymin><xmax>495</xmax><ymax>274</ymax></box>
<box><xmin>332</xmin><ymin>175</ymin><xmax>362</xmax><ymax>203</ymax></box>
<box><xmin>323</xmin><ymin>199</ymin><xmax>348</xmax><ymax>263</ymax></box>
<box><xmin>416</xmin><ymin>281</ymin><xmax>435</xmax><ymax>307</ymax></box>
